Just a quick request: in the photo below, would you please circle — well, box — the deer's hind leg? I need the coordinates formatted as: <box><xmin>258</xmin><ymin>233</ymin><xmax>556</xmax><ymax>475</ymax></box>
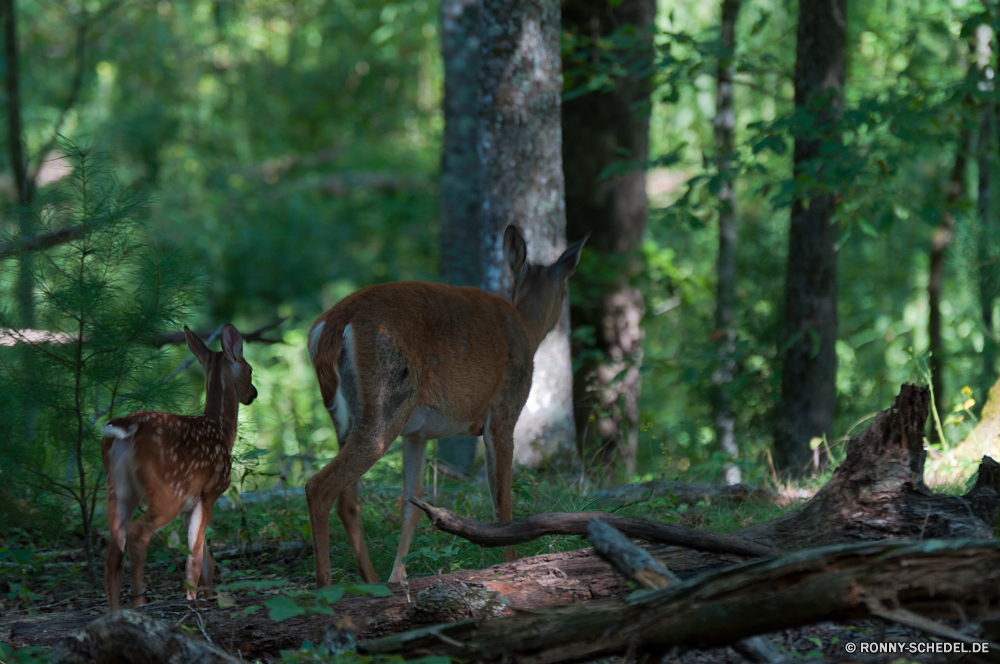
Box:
<box><xmin>306</xmin><ymin>333</ymin><xmax>421</xmax><ymax>587</ymax></box>
<box><xmin>105</xmin><ymin>481</ymin><xmax>140</xmax><ymax>611</ymax></box>
<box><xmin>125</xmin><ymin>505</ymin><xmax>179</xmax><ymax>608</ymax></box>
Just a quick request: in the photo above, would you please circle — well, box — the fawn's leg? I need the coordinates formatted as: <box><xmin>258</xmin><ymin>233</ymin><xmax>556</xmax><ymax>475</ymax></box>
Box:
<box><xmin>104</xmin><ymin>483</ymin><xmax>139</xmax><ymax>612</ymax></box>
<box><xmin>387</xmin><ymin>436</ymin><xmax>427</xmax><ymax>583</ymax></box>
<box><xmin>183</xmin><ymin>499</ymin><xmax>215</xmax><ymax>600</ymax></box>
<box><xmin>125</xmin><ymin>506</ymin><xmax>177</xmax><ymax>608</ymax></box>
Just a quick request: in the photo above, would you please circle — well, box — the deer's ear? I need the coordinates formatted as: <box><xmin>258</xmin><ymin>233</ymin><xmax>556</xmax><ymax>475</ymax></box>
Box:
<box><xmin>503</xmin><ymin>225</ymin><xmax>527</xmax><ymax>276</ymax></box>
<box><xmin>184</xmin><ymin>326</ymin><xmax>211</xmax><ymax>365</ymax></box>
<box><xmin>553</xmin><ymin>234</ymin><xmax>588</xmax><ymax>283</ymax></box>
<box><xmin>221</xmin><ymin>324</ymin><xmax>244</xmax><ymax>361</ymax></box>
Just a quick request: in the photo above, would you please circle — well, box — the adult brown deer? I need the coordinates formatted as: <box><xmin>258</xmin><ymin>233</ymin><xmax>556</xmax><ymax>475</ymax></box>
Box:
<box><xmin>101</xmin><ymin>324</ymin><xmax>257</xmax><ymax>611</ymax></box>
<box><xmin>306</xmin><ymin>225</ymin><xmax>586</xmax><ymax>586</ymax></box>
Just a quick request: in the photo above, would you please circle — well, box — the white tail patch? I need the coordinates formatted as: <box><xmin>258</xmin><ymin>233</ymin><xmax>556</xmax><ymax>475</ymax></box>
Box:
<box><xmin>102</xmin><ymin>423</ymin><xmax>138</xmax><ymax>439</ymax></box>
<box><xmin>107</xmin><ymin>433</ymin><xmax>147</xmax><ymax>535</ymax></box>
<box><xmin>308</xmin><ymin>321</ymin><xmax>325</xmax><ymax>365</ymax></box>
<box><xmin>329</xmin><ymin>389</ymin><xmax>351</xmax><ymax>437</ymax></box>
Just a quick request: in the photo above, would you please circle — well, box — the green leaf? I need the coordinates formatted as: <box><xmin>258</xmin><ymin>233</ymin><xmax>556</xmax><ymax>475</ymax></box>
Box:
<box><xmin>264</xmin><ymin>595</ymin><xmax>306</xmax><ymax>622</ymax></box>
<box><xmin>858</xmin><ymin>219</ymin><xmax>879</xmax><ymax>238</ymax></box>
<box><xmin>349</xmin><ymin>583</ymin><xmax>393</xmax><ymax>597</ymax></box>
<box><xmin>314</xmin><ymin>586</ymin><xmax>346</xmax><ymax>604</ymax></box>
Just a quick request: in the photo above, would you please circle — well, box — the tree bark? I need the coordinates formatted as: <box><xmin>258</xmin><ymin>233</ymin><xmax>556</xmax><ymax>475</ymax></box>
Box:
<box><xmin>45</xmin><ymin>611</ymin><xmax>242</xmax><ymax>664</ymax></box>
<box><xmin>977</xmin><ymin>24</ymin><xmax>998</xmax><ymax>408</ymax></box>
<box><xmin>773</xmin><ymin>0</ymin><xmax>847</xmax><ymax>476</ymax></box>
<box><xmin>360</xmin><ymin>539</ymin><xmax>1000</xmax><ymax>662</ymax></box>
<box><xmin>479</xmin><ymin>0</ymin><xmax>577</xmax><ymax>469</ymax></box>
<box><xmin>713</xmin><ymin>0</ymin><xmax>742</xmax><ymax>484</ymax></box>
<box><xmin>440</xmin><ymin>0</ymin><xmax>482</xmax><ymax>290</ymax></box>
<box><xmin>562</xmin><ymin>0</ymin><xmax>655</xmax><ymax>476</ymax></box>
<box><xmin>928</xmin><ymin>127</ymin><xmax>970</xmax><ymax>427</ymax></box>
<box><xmin>438</xmin><ymin>0</ymin><xmax>483</xmax><ymax>473</ymax></box>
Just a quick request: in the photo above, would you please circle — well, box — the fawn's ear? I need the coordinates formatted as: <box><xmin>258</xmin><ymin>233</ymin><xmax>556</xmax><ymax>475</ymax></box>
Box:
<box><xmin>503</xmin><ymin>225</ymin><xmax>527</xmax><ymax>276</ymax></box>
<box><xmin>184</xmin><ymin>326</ymin><xmax>211</xmax><ymax>366</ymax></box>
<box><xmin>221</xmin><ymin>324</ymin><xmax>244</xmax><ymax>361</ymax></box>
<box><xmin>553</xmin><ymin>233</ymin><xmax>588</xmax><ymax>283</ymax></box>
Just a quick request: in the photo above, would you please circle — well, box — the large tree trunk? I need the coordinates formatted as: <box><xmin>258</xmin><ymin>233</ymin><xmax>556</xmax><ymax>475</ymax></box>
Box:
<box><xmin>437</xmin><ymin>0</ymin><xmax>483</xmax><ymax>473</ymax></box>
<box><xmin>712</xmin><ymin>0</ymin><xmax>742</xmax><ymax>484</ymax></box>
<box><xmin>928</xmin><ymin>128</ymin><xmax>970</xmax><ymax>428</ymax></box>
<box><xmin>562</xmin><ymin>0</ymin><xmax>655</xmax><ymax>476</ymax></box>
<box><xmin>773</xmin><ymin>0</ymin><xmax>847</xmax><ymax>476</ymax></box>
<box><xmin>479</xmin><ymin>0</ymin><xmax>577</xmax><ymax>469</ymax></box>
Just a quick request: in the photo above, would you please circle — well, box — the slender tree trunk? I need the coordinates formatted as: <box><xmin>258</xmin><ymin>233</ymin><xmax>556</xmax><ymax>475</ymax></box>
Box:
<box><xmin>773</xmin><ymin>0</ymin><xmax>847</xmax><ymax>476</ymax></box>
<box><xmin>3</xmin><ymin>0</ymin><xmax>37</xmax><ymax>446</ymax></box>
<box><xmin>712</xmin><ymin>0</ymin><xmax>742</xmax><ymax>484</ymax></box>
<box><xmin>438</xmin><ymin>0</ymin><xmax>482</xmax><ymax>473</ymax></box>
<box><xmin>928</xmin><ymin>127</ymin><xmax>970</xmax><ymax>425</ymax></box>
<box><xmin>3</xmin><ymin>0</ymin><xmax>32</xmax><ymax>323</ymax></box>
<box><xmin>977</xmin><ymin>24</ymin><xmax>997</xmax><ymax>404</ymax></box>
<box><xmin>479</xmin><ymin>0</ymin><xmax>577</xmax><ymax>469</ymax></box>
<box><xmin>562</xmin><ymin>0</ymin><xmax>655</xmax><ymax>477</ymax></box>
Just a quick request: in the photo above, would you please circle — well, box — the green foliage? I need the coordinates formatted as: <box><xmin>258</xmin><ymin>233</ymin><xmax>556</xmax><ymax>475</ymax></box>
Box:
<box><xmin>262</xmin><ymin>583</ymin><xmax>393</xmax><ymax>622</ymax></box>
<box><xmin>561</xmin><ymin>0</ymin><xmax>1000</xmax><ymax>479</ymax></box>
<box><xmin>0</xmin><ymin>144</ymin><xmax>200</xmax><ymax>578</ymax></box>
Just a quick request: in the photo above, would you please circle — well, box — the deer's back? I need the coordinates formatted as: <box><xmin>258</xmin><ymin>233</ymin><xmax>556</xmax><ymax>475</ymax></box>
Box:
<box><xmin>310</xmin><ymin>282</ymin><xmax>534</xmax><ymax>430</ymax></box>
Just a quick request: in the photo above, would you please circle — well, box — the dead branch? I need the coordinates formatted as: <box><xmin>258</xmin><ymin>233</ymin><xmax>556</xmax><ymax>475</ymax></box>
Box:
<box><xmin>410</xmin><ymin>497</ymin><xmax>780</xmax><ymax>559</ymax></box>
<box><xmin>0</xmin><ymin>224</ymin><xmax>88</xmax><ymax>261</ymax></box>
<box><xmin>586</xmin><ymin>517</ymin><xmax>679</xmax><ymax>588</ymax></box>
<box><xmin>152</xmin><ymin>319</ymin><xmax>285</xmax><ymax>347</ymax></box>
<box><xmin>0</xmin><ymin>319</ymin><xmax>285</xmax><ymax>348</ymax></box>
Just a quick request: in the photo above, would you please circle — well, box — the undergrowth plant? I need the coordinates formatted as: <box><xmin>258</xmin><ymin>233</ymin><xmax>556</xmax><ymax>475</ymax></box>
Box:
<box><xmin>0</xmin><ymin>144</ymin><xmax>199</xmax><ymax>586</ymax></box>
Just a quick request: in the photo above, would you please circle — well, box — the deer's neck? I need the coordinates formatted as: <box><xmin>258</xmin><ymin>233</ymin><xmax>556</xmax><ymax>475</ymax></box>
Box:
<box><xmin>514</xmin><ymin>298</ymin><xmax>554</xmax><ymax>356</ymax></box>
<box><xmin>203</xmin><ymin>358</ymin><xmax>239</xmax><ymax>445</ymax></box>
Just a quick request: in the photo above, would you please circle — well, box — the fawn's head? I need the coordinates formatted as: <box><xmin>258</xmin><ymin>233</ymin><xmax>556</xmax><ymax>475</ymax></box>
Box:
<box><xmin>184</xmin><ymin>324</ymin><xmax>258</xmax><ymax>405</ymax></box>
<box><xmin>503</xmin><ymin>225</ymin><xmax>587</xmax><ymax>340</ymax></box>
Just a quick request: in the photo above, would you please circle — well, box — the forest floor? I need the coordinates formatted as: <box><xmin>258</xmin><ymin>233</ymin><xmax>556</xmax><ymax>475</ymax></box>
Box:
<box><xmin>1</xmin><ymin>458</ymin><xmax>990</xmax><ymax>663</ymax></box>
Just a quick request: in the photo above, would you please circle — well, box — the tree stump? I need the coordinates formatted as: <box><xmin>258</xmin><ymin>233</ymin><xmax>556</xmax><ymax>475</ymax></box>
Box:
<box><xmin>742</xmin><ymin>383</ymin><xmax>999</xmax><ymax>547</ymax></box>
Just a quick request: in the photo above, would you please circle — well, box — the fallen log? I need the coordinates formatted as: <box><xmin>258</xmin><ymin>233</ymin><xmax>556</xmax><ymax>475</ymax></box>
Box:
<box><xmin>359</xmin><ymin>539</ymin><xmax>1000</xmax><ymax>663</ymax></box>
<box><xmin>0</xmin><ymin>546</ymin><xmax>626</xmax><ymax>659</ymax></box>
<box><xmin>410</xmin><ymin>497</ymin><xmax>780</xmax><ymax>559</ymax></box>
<box><xmin>45</xmin><ymin>611</ymin><xmax>241</xmax><ymax>664</ymax></box>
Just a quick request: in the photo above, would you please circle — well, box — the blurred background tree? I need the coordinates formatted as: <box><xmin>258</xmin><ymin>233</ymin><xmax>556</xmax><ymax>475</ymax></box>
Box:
<box><xmin>2</xmin><ymin>0</ymin><xmax>1000</xmax><ymax>550</ymax></box>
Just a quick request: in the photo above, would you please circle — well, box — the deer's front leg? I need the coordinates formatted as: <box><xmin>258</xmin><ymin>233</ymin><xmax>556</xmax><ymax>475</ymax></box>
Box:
<box><xmin>484</xmin><ymin>415</ymin><xmax>516</xmax><ymax>563</ymax></box>
<box><xmin>183</xmin><ymin>500</ymin><xmax>214</xmax><ymax>600</ymax></box>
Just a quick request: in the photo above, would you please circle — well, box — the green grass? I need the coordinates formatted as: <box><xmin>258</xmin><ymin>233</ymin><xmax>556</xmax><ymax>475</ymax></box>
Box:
<box><xmin>0</xmin><ymin>443</ymin><xmax>797</xmax><ymax>615</ymax></box>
